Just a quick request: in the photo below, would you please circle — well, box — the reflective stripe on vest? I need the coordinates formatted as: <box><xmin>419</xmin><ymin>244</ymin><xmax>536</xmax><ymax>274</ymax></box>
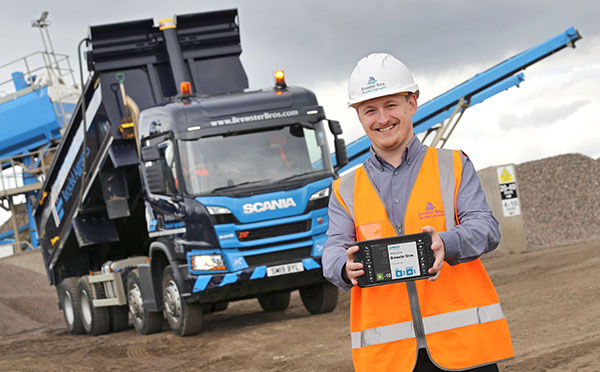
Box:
<box><xmin>351</xmin><ymin>302</ymin><xmax>505</xmax><ymax>349</ymax></box>
<box><xmin>437</xmin><ymin>148</ymin><xmax>458</xmax><ymax>230</ymax></box>
<box><xmin>337</xmin><ymin>171</ymin><xmax>356</xmax><ymax>218</ymax></box>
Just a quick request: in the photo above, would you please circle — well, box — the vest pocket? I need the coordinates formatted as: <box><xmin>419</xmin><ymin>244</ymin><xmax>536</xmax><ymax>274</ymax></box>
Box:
<box><xmin>356</xmin><ymin>222</ymin><xmax>382</xmax><ymax>241</ymax></box>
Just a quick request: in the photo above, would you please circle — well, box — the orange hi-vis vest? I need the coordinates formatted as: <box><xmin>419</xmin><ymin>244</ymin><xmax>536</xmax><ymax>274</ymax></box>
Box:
<box><xmin>333</xmin><ymin>147</ymin><xmax>513</xmax><ymax>372</ymax></box>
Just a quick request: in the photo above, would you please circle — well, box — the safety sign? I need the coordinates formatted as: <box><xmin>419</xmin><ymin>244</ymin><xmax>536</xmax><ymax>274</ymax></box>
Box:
<box><xmin>496</xmin><ymin>165</ymin><xmax>521</xmax><ymax>217</ymax></box>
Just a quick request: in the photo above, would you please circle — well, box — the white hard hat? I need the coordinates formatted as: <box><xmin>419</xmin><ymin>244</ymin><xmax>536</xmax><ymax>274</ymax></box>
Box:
<box><xmin>348</xmin><ymin>53</ymin><xmax>419</xmax><ymax>107</ymax></box>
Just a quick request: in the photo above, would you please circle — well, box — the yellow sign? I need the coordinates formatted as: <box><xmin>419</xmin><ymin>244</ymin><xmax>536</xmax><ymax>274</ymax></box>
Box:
<box><xmin>499</xmin><ymin>168</ymin><xmax>514</xmax><ymax>183</ymax></box>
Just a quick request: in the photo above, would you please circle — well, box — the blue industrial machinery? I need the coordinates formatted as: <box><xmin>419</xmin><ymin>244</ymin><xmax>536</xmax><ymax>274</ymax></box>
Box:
<box><xmin>341</xmin><ymin>27</ymin><xmax>582</xmax><ymax>172</ymax></box>
<box><xmin>0</xmin><ymin>12</ymin><xmax>79</xmax><ymax>253</ymax></box>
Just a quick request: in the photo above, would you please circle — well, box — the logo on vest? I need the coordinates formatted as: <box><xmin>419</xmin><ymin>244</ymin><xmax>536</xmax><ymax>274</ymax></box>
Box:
<box><xmin>419</xmin><ymin>202</ymin><xmax>445</xmax><ymax>220</ymax></box>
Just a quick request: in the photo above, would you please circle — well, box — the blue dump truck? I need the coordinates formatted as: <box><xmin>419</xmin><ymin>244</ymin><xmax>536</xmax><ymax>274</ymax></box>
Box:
<box><xmin>33</xmin><ymin>9</ymin><xmax>348</xmax><ymax>336</ymax></box>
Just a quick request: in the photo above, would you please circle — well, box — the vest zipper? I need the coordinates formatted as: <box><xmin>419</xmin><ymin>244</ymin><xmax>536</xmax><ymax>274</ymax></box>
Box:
<box><xmin>395</xmin><ymin>224</ymin><xmax>427</xmax><ymax>349</ymax></box>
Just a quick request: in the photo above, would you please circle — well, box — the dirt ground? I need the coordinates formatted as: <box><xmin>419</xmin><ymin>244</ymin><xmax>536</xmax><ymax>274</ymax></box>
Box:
<box><xmin>1</xmin><ymin>241</ymin><xmax>599</xmax><ymax>372</ymax></box>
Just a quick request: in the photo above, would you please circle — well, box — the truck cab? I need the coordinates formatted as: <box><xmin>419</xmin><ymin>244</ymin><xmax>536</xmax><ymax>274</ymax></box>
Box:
<box><xmin>136</xmin><ymin>83</ymin><xmax>346</xmax><ymax>335</ymax></box>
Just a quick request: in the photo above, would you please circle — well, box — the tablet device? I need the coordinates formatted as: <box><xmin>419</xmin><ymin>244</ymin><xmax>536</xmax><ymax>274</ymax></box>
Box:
<box><xmin>354</xmin><ymin>233</ymin><xmax>434</xmax><ymax>287</ymax></box>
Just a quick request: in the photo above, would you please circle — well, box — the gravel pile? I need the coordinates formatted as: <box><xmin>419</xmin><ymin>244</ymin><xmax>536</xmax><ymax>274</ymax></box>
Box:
<box><xmin>516</xmin><ymin>153</ymin><xmax>600</xmax><ymax>250</ymax></box>
<box><xmin>0</xmin><ymin>250</ymin><xmax>62</xmax><ymax>336</ymax></box>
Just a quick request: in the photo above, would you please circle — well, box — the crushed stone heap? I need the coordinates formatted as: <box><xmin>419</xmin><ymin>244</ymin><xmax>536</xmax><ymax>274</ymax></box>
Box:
<box><xmin>516</xmin><ymin>153</ymin><xmax>600</xmax><ymax>250</ymax></box>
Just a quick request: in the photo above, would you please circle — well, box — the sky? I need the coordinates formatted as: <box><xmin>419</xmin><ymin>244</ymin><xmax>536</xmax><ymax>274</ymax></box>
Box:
<box><xmin>1</xmin><ymin>0</ymin><xmax>599</xmax><ymax>224</ymax></box>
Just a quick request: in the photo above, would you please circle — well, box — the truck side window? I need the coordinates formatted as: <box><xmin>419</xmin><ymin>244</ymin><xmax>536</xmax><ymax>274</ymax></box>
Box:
<box><xmin>158</xmin><ymin>140</ymin><xmax>178</xmax><ymax>195</ymax></box>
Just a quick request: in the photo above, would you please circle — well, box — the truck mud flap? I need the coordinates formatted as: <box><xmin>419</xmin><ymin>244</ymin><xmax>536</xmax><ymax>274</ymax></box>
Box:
<box><xmin>138</xmin><ymin>263</ymin><xmax>162</xmax><ymax>312</ymax></box>
<box><xmin>73</xmin><ymin>213</ymin><xmax>119</xmax><ymax>247</ymax></box>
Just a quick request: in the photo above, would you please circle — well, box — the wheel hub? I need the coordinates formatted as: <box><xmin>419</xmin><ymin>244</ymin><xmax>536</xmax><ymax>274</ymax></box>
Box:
<box><xmin>163</xmin><ymin>280</ymin><xmax>182</xmax><ymax>322</ymax></box>
<box><xmin>128</xmin><ymin>283</ymin><xmax>144</xmax><ymax>321</ymax></box>
<box><xmin>80</xmin><ymin>289</ymin><xmax>92</xmax><ymax>325</ymax></box>
<box><xmin>64</xmin><ymin>291</ymin><xmax>75</xmax><ymax>324</ymax></box>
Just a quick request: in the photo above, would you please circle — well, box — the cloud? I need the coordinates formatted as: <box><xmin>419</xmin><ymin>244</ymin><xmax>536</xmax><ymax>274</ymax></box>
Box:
<box><xmin>499</xmin><ymin>99</ymin><xmax>590</xmax><ymax>130</ymax></box>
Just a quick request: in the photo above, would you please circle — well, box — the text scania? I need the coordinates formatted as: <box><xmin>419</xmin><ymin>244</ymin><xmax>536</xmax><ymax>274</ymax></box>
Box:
<box><xmin>243</xmin><ymin>198</ymin><xmax>297</xmax><ymax>214</ymax></box>
<box><xmin>210</xmin><ymin>110</ymin><xmax>299</xmax><ymax>127</ymax></box>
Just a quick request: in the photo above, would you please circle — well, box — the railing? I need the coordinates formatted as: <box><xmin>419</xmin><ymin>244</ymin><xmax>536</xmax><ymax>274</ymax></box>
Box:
<box><xmin>0</xmin><ymin>50</ymin><xmax>77</xmax><ymax>104</ymax></box>
<box><xmin>0</xmin><ymin>146</ymin><xmax>58</xmax><ymax>253</ymax></box>
<box><xmin>0</xmin><ymin>146</ymin><xmax>57</xmax><ymax>198</ymax></box>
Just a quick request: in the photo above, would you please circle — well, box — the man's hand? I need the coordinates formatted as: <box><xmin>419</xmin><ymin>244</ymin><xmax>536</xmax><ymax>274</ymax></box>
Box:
<box><xmin>422</xmin><ymin>225</ymin><xmax>445</xmax><ymax>281</ymax></box>
<box><xmin>343</xmin><ymin>245</ymin><xmax>364</xmax><ymax>286</ymax></box>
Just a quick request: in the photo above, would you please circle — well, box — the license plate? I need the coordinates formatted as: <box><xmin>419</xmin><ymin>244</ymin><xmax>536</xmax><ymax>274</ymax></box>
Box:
<box><xmin>266</xmin><ymin>262</ymin><xmax>304</xmax><ymax>277</ymax></box>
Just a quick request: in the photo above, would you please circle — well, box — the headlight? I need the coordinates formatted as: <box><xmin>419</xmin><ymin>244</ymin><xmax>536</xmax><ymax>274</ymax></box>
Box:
<box><xmin>309</xmin><ymin>187</ymin><xmax>330</xmax><ymax>201</ymax></box>
<box><xmin>191</xmin><ymin>255</ymin><xmax>226</xmax><ymax>271</ymax></box>
<box><xmin>206</xmin><ymin>206</ymin><xmax>232</xmax><ymax>215</ymax></box>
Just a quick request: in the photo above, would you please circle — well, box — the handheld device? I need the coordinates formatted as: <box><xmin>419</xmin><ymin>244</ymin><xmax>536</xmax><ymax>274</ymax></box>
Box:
<box><xmin>354</xmin><ymin>233</ymin><xmax>435</xmax><ymax>287</ymax></box>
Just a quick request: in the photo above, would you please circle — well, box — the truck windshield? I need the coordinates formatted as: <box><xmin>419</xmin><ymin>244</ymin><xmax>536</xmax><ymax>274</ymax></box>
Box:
<box><xmin>179</xmin><ymin>122</ymin><xmax>332</xmax><ymax>195</ymax></box>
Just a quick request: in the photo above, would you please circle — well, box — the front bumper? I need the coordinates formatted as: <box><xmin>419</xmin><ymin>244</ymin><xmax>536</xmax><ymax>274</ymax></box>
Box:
<box><xmin>182</xmin><ymin>257</ymin><xmax>325</xmax><ymax>304</ymax></box>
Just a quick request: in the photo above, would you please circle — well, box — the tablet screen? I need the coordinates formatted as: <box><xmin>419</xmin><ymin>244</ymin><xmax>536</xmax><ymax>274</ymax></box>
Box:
<box><xmin>372</xmin><ymin>241</ymin><xmax>421</xmax><ymax>281</ymax></box>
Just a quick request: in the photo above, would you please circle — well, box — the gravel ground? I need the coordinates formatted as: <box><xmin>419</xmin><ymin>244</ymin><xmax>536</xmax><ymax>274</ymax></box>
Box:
<box><xmin>1</xmin><ymin>241</ymin><xmax>599</xmax><ymax>371</ymax></box>
<box><xmin>516</xmin><ymin>153</ymin><xmax>600</xmax><ymax>249</ymax></box>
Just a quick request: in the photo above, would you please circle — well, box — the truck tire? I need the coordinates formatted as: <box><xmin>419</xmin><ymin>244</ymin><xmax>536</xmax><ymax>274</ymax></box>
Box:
<box><xmin>109</xmin><ymin>305</ymin><xmax>130</xmax><ymax>333</ymax></box>
<box><xmin>77</xmin><ymin>279</ymin><xmax>110</xmax><ymax>336</ymax></box>
<box><xmin>257</xmin><ymin>291</ymin><xmax>291</xmax><ymax>312</ymax></box>
<box><xmin>299</xmin><ymin>282</ymin><xmax>339</xmax><ymax>314</ymax></box>
<box><xmin>127</xmin><ymin>271</ymin><xmax>163</xmax><ymax>335</ymax></box>
<box><xmin>58</xmin><ymin>277</ymin><xmax>85</xmax><ymax>335</ymax></box>
<box><xmin>162</xmin><ymin>267</ymin><xmax>203</xmax><ymax>336</ymax></box>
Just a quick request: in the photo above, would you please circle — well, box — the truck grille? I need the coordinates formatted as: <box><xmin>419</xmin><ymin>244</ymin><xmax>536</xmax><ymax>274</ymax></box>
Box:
<box><xmin>244</xmin><ymin>246</ymin><xmax>312</xmax><ymax>267</ymax></box>
<box><xmin>237</xmin><ymin>220</ymin><xmax>311</xmax><ymax>242</ymax></box>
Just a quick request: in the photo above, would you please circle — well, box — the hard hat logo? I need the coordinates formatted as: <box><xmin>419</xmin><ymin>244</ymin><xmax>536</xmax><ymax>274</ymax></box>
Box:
<box><xmin>348</xmin><ymin>53</ymin><xmax>419</xmax><ymax>107</ymax></box>
<box><xmin>361</xmin><ymin>77</ymin><xmax>387</xmax><ymax>95</ymax></box>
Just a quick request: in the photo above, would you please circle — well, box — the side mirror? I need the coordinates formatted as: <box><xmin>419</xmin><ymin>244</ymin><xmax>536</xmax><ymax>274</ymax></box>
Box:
<box><xmin>334</xmin><ymin>138</ymin><xmax>348</xmax><ymax>169</ymax></box>
<box><xmin>141</xmin><ymin>145</ymin><xmax>160</xmax><ymax>161</ymax></box>
<box><xmin>327</xmin><ymin>120</ymin><xmax>348</xmax><ymax>169</ymax></box>
<box><xmin>328</xmin><ymin>120</ymin><xmax>343</xmax><ymax>136</ymax></box>
<box><xmin>141</xmin><ymin>146</ymin><xmax>166</xmax><ymax>194</ymax></box>
<box><xmin>144</xmin><ymin>162</ymin><xmax>166</xmax><ymax>194</ymax></box>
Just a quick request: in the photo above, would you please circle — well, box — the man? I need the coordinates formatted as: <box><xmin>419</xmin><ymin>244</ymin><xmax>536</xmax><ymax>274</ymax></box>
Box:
<box><xmin>323</xmin><ymin>53</ymin><xmax>514</xmax><ymax>372</ymax></box>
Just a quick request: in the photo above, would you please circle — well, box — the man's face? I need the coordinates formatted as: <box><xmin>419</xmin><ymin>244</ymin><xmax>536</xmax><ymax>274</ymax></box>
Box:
<box><xmin>356</xmin><ymin>93</ymin><xmax>417</xmax><ymax>156</ymax></box>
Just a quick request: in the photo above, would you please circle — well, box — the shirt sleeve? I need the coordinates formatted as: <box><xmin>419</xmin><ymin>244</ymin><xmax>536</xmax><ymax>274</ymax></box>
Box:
<box><xmin>322</xmin><ymin>193</ymin><xmax>355</xmax><ymax>291</ymax></box>
<box><xmin>438</xmin><ymin>155</ymin><xmax>501</xmax><ymax>265</ymax></box>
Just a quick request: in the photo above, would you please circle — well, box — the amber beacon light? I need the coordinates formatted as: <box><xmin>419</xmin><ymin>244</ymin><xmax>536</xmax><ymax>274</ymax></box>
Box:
<box><xmin>180</xmin><ymin>81</ymin><xmax>192</xmax><ymax>96</ymax></box>
<box><xmin>274</xmin><ymin>70</ymin><xmax>287</xmax><ymax>89</ymax></box>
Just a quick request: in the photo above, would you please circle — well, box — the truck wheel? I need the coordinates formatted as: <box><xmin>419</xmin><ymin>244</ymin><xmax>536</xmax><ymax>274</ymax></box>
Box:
<box><xmin>162</xmin><ymin>267</ymin><xmax>203</xmax><ymax>336</ymax></box>
<box><xmin>109</xmin><ymin>306</ymin><xmax>130</xmax><ymax>332</ymax></box>
<box><xmin>77</xmin><ymin>279</ymin><xmax>110</xmax><ymax>336</ymax></box>
<box><xmin>127</xmin><ymin>271</ymin><xmax>163</xmax><ymax>335</ymax></box>
<box><xmin>58</xmin><ymin>277</ymin><xmax>85</xmax><ymax>335</ymax></box>
<box><xmin>257</xmin><ymin>291</ymin><xmax>291</xmax><ymax>312</ymax></box>
<box><xmin>300</xmin><ymin>282</ymin><xmax>339</xmax><ymax>314</ymax></box>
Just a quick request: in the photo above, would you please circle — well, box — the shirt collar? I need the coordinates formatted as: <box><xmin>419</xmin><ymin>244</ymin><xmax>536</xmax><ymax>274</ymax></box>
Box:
<box><xmin>369</xmin><ymin>135</ymin><xmax>422</xmax><ymax>168</ymax></box>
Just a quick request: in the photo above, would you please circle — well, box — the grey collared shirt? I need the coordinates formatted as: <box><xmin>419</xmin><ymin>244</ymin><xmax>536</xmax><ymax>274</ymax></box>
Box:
<box><xmin>322</xmin><ymin>136</ymin><xmax>500</xmax><ymax>291</ymax></box>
